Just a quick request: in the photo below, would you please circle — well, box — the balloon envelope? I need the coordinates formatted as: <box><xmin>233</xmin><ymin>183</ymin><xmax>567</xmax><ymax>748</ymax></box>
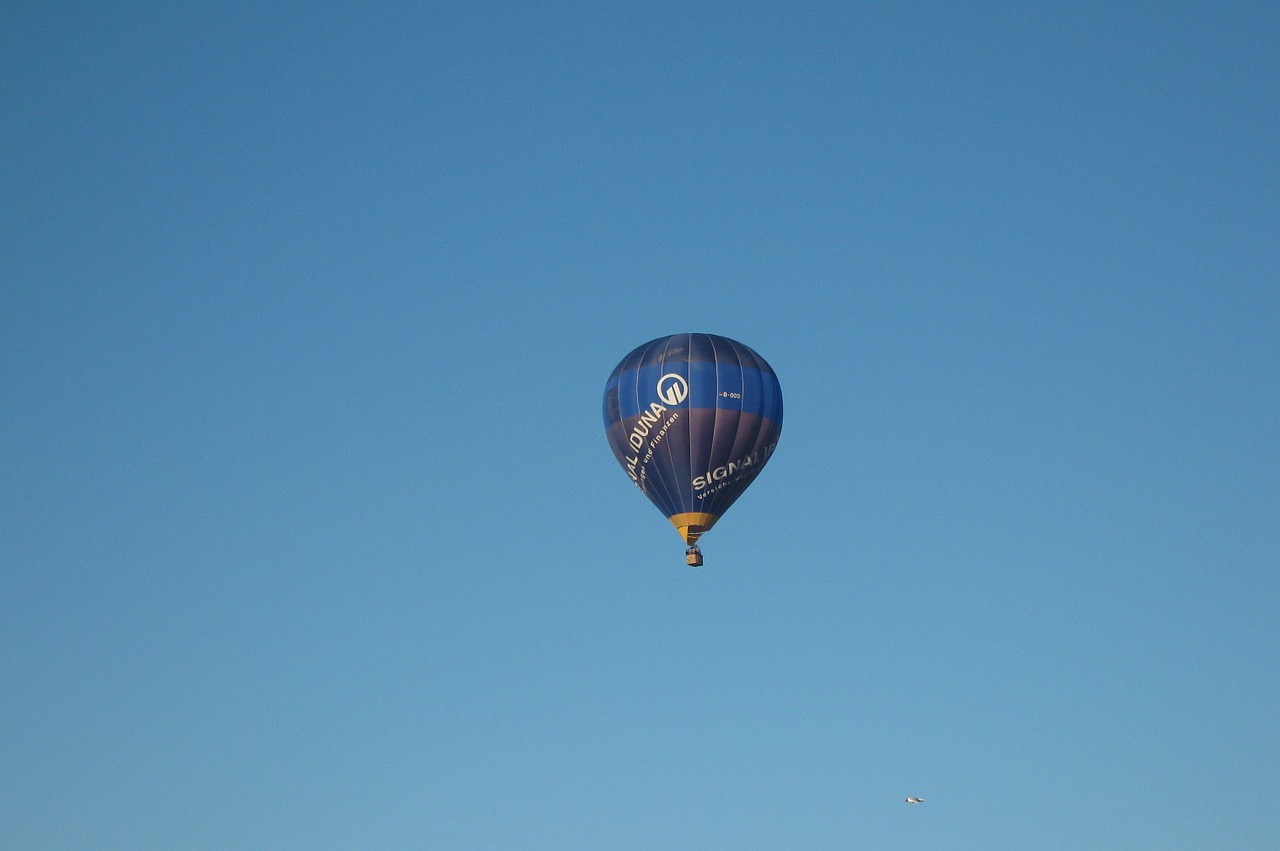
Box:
<box><xmin>602</xmin><ymin>333</ymin><xmax>783</xmax><ymax>546</ymax></box>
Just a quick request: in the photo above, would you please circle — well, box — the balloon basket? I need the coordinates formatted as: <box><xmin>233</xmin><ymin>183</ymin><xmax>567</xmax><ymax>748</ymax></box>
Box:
<box><xmin>685</xmin><ymin>545</ymin><xmax>704</xmax><ymax>568</ymax></box>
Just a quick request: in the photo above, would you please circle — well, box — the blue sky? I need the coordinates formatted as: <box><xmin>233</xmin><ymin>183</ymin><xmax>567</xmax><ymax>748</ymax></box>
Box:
<box><xmin>3</xmin><ymin>3</ymin><xmax>1277</xmax><ymax>848</ymax></box>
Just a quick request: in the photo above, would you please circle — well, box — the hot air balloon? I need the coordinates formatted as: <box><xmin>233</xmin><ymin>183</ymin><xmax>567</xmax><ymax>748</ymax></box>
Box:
<box><xmin>602</xmin><ymin>333</ymin><xmax>783</xmax><ymax>566</ymax></box>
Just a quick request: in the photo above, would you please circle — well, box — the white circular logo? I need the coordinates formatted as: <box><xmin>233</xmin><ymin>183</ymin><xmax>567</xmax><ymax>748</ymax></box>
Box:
<box><xmin>657</xmin><ymin>373</ymin><xmax>689</xmax><ymax>406</ymax></box>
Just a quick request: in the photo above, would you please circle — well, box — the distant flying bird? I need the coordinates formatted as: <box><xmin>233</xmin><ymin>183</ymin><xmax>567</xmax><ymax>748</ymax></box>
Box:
<box><xmin>905</xmin><ymin>797</ymin><xmax>925</xmax><ymax>804</ymax></box>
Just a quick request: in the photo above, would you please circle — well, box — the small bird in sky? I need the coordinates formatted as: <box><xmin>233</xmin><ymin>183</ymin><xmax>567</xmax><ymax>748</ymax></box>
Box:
<box><xmin>905</xmin><ymin>797</ymin><xmax>925</xmax><ymax>804</ymax></box>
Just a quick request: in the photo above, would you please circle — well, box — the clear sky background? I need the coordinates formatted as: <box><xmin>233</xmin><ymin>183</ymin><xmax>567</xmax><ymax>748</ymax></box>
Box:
<box><xmin>3</xmin><ymin>3</ymin><xmax>1277</xmax><ymax>849</ymax></box>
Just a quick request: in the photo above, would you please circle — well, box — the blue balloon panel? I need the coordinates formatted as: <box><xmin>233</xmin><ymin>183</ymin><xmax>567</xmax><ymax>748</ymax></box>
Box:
<box><xmin>603</xmin><ymin>333</ymin><xmax>783</xmax><ymax>546</ymax></box>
